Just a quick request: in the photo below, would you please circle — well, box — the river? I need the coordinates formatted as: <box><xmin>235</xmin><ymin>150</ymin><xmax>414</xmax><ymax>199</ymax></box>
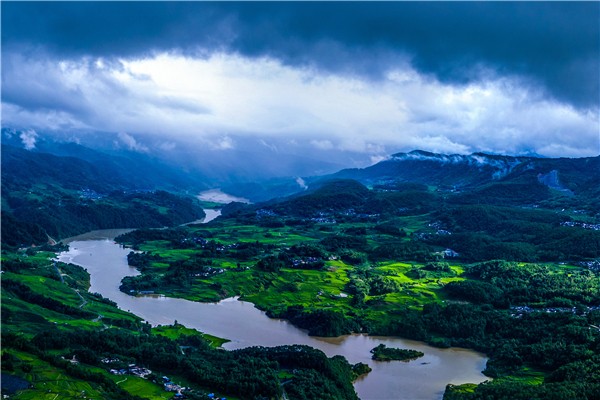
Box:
<box><xmin>57</xmin><ymin>216</ymin><xmax>487</xmax><ymax>400</ymax></box>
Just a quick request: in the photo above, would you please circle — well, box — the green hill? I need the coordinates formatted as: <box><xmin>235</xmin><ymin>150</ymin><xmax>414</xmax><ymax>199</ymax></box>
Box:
<box><xmin>1</xmin><ymin>144</ymin><xmax>206</xmax><ymax>246</ymax></box>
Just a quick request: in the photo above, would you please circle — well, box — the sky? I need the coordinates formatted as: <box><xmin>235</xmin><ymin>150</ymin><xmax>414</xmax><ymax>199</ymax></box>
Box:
<box><xmin>2</xmin><ymin>2</ymin><xmax>599</xmax><ymax>167</ymax></box>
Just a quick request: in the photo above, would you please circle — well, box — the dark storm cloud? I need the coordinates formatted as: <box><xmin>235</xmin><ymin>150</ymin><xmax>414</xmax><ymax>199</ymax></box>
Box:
<box><xmin>2</xmin><ymin>2</ymin><xmax>598</xmax><ymax>108</ymax></box>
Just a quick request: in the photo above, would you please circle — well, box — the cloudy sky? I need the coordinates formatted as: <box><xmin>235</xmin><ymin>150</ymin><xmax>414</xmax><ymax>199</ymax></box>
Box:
<box><xmin>2</xmin><ymin>2</ymin><xmax>599</xmax><ymax>163</ymax></box>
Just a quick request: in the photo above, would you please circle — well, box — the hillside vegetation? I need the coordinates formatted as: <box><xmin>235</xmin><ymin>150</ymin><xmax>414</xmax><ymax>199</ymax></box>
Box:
<box><xmin>1</xmin><ymin>144</ymin><xmax>206</xmax><ymax>245</ymax></box>
<box><xmin>116</xmin><ymin>178</ymin><xmax>600</xmax><ymax>399</ymax></box>
<box><xmin>1</xmin><ymin>248</ymin><xmax>360</xmax><ymax>400</ymax></box>
<box><xmin>3</xmin><ymin>148</ymin><xmax>599</xmax><ymax>400</ymax></box>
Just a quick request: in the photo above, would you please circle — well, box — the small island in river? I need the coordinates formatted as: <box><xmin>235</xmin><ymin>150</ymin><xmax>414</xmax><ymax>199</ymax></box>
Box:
<box><xmin>370</xmin><ymin>344</ymin><xmax>425</xmax><ymax>362</ymax></box>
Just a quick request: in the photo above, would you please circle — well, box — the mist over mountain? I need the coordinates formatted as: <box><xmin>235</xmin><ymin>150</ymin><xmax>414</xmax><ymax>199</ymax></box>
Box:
<box><xmin>327</xmin><ymin>149</ymin><xmax>599</xmax><ymax>194</ymax></box>
<box><xmin>1</xmin><ymin>128</ymin><xmax>363</xmax><ymax>184</ymax></box>
<box><xmin>1</xmin><ymin>144</ymin><xmax>205</xmax><ymax>195</ymax></box>
<box><xmin>5</xmin><ymin>126</ymin><xmax>597</xmax><ymax>205</ymax></box>
<box><xmin>216</xmin><ymin>149</ymin><xmax>599</xmax><ymax>207</ymax></box>
<box><xmin>1</xmin><ymin>138</ymin><xmax>209</xmax><ymax>244</ymax></box>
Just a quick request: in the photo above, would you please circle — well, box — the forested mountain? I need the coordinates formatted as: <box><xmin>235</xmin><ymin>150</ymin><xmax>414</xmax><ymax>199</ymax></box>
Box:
<box><xmin>1</xmin><ymin>143</ymin><xmax>208</xmax><ymax>193</ymax></box>
<box><xmin>1</xmin><ymin>144</ymin><xmax>206</xmax><ymax>246</ymax></box>
<box><xmin>222</xmin><ymin>150</ymin><xmax>600</xmax><ymax>266</ymax></box>
<box><xmin>331</xmin><ymin>150</ymin><xmax>599</xmax><ymax>193</ymax></box>
<box><xmin>221</xmin><ymin>150</ymin><xmax>600</xmax><ymax>208</ymax></box>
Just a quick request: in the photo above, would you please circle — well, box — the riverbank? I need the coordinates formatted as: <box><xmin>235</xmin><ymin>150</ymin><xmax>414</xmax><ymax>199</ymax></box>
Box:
<box><xmin>106</xmin><ymin>202</ymin><xmax>600</xmax><ymax>399</ymax></box>
<box><xmin>58</xmin><ymin>232</ymin><xmax>488</xmax><ymax>400</ymax></box>
<box><xmin>2</xmin><ymin>233</ymin><xmax>365</xmax><ymax>399</ymax></box>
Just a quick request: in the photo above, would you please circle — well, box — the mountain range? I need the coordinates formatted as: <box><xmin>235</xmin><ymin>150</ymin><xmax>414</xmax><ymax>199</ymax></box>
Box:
<box><xmin>329</xmin><ymin>149</ymin><xmax>599</xmax><ymax>195</ymax></box>
<box><xmin>2</xmin><ymin>138</ymin><xmax>599</xmax><ymax>247</ymax></box>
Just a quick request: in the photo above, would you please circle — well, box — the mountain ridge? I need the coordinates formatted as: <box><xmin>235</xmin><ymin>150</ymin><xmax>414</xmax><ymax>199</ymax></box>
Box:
<box><xmin>326</xmin><ymin>149</ymin><xmax>599</xmax><ymax>192</ymax></box>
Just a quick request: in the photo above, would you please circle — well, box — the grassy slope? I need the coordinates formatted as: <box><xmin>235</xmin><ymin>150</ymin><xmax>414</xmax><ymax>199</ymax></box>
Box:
<box><xmin>124</xmin><ymin>214</ymin><xmax>592</xmax><ymax>313</ymax></box>
<box><xmin>0</xmin><ymin>249</ymin><xmax>233</xmax><ymax>399</ymax></box>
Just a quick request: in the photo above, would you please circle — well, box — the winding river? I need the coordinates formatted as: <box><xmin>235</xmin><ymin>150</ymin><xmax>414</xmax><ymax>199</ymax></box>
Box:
<box><xmin>57</xmin><ymin>212</ymin><xmax>487</xmax><ymax>400</ymax></box>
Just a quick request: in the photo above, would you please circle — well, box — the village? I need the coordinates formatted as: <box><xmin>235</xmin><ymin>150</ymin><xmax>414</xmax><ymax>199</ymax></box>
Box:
<box><xmin>104</xmin><ymin>358</ymin><xmax>197</xmax><ymax>398</ymax></box>
<box><xmin>560</xmin><ymin>220</ymin><xmax>600</xmax><ymax>231</ymax></box>
<box><xmin>510</xmin><ymin>304</ymin><xmax>600</xmax><ymax>318</ymax></box>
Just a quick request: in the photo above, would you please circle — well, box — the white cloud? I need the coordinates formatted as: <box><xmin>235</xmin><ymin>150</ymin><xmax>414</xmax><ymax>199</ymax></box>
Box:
<box><xmin>259</xmin><ymin>139</ymin><xmax>278</xmax><ymax>152</ymax></box>
<box><xmin>3</xmin><ymin>128</ymin><xmax>16</xmax><ymax>139</ymax></box>
<box><xmin>2</xmin><ymin>52</ymin><xmax>598</xmax><ymax>157</ymax></box>
<box><xmin>118</xmin><ymin>132</ymin><xmax>148</xmax><ymax>153</ymax></box>
<box><xmin>157</xmin><ymin>141</ymin><xmax>176</xmax><ymax>151</ymax></box>
<box><xmin>20</xmin><ymin>129</ymin><xmax>38</xmax><ymax>150</ymax></box>
<box><xmin>212</xmin><ymin>136</ymin><xmax>234</xmax><ymax>150</ymax></box>
<box><xmin>296</xmin><ymin>177</ymin><xmax>308</xmax><ymax>190</ymax></box>
<box><xmin>370</xmin><ymin>155</ymin><xmax>389</xmax><ymax>165</ymax></box>
<box><xmin>2</xmin><ymin>102</ymin><xmax>89</xmax><ymax>131</ymax></box>
<box><xmin>310</xmin><ymin>139</ymin><xmax>334</xmax><ymax>150</ymax></box>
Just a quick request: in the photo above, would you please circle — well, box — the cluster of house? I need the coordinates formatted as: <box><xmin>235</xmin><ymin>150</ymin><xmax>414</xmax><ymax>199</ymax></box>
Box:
<box><xmin>291</xmin><ymin>257</ymin><xmax>321</xmax><ymax>267</ymax></box>
<box><xmin>192</xmin><ymin>267</ymin><xmax>225</xmax><ymax>277</ymax></box>
<box><xmin>178</xmin><ymin>237</ymin><xmax>240</xmax><ymax>252</ymax></box>
<box><xmin>427</xmin><ymin>221</ymin><xmax>445</xmax><ymax>230</ymax></box>
<box><xmin>102</xmin><ymin>359</ymin><xmax>231</xmax><ymax>399</ymax></box>
<box><xmin>109</xmin><ymin>364</ymin><xmax>151</xmax><ymax>378</ymax></box>
<box><xmin>339</xmin><ymin>209</ymin><xmax>380</xmax><ymax>219</ymax></box>
<box><xmin>429</xmin><ymin>248</ymin><xmax>460</xmax><ymax>259</ymax></box>
<box><xmin>162</xmin><ymin>377</ymin><xmax>230</xmax><ymax>400</ymax></box>
<box><xmin>206</xmin><ymin>393</ymin><xmax>227</xmax><ymax>400</ymax></box>
<box><xmin>215</xmin><ymin>243</ymin><xmax>239</xmax><ymax>252</ymax></box>
<box><xmin>412</xmin><ymin>222</ymin><xmax>454</xmax><ymax>242</ymax></box>
<box><xmin>427</xmin><ymin>222</ymin><xmax>453</xmax><ymax>235</ymax></box>
<box><xmin>256</xmin><ymin>209</ymin><xmax>278</xmax><ymax>218</ymax></box>
<box><xmin>577</xmin><ymin>260</ymin><xmax>600</xmax><ymax>271</ymax></box>
<box><xmin>79</xmin><ymin>188</ymin><xmax>104</xmax><ymax>200</ymax></box>
<box><xmin>183</xmin><ymin>238</ymin><xmax>241</xmax><ymax>252</ymax></box>
<box><xmin>435</xmin><ymin>186</ymin><xmax>461</xmax><ymax>193</ymax></box>
<box><xmin>560</xmin><ymin>221</ymin><xmax>600</xmax><ymax>231</ymax></box>
<box><xmin>415</xmin><ymin>230</ymin><xmax>453</xmax><ymax>240</ymax></box>
<box><xmin>61</xmin><ymin>355</ymin><xmax>79</xmax><ymax>364</ymax></box>
<box><xmin>162</xmin><ymin>376</ymin><xmax>188</xmax><ymax>397</ymax></box>
<box><xmin>179</xmin><ymin>236</ymin><xmax>208</xmax><ymax>246</ymax></box>
<box><xmin>122</xmin><ymin>189</ymin><xmax>156</xmax><ymax>195</ymax></box>
<box><xmin>257</xmin><ymin>207</ymin><xmax>381</xmax><ymax>225</ymax></box>
<box><xmin>510</xmin><ymin>305</ymin><xmax>600</xmax><ymax>318</ymax></box>
<box><xmin>310</xmin><ymin>216</ymin><xmax>337</xmax><ymax>224</ymax></box>
<box><xmin>443</xmin><ymin>249</ymin><xmax>460</xmax><ymax>258</ymax></box>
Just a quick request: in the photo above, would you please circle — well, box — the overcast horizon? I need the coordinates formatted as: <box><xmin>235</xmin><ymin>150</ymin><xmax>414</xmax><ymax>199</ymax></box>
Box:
<box><xmin>2</xmin><ymin>2</ymin><xmax>599</xmax><ymax>164</ymax></box>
